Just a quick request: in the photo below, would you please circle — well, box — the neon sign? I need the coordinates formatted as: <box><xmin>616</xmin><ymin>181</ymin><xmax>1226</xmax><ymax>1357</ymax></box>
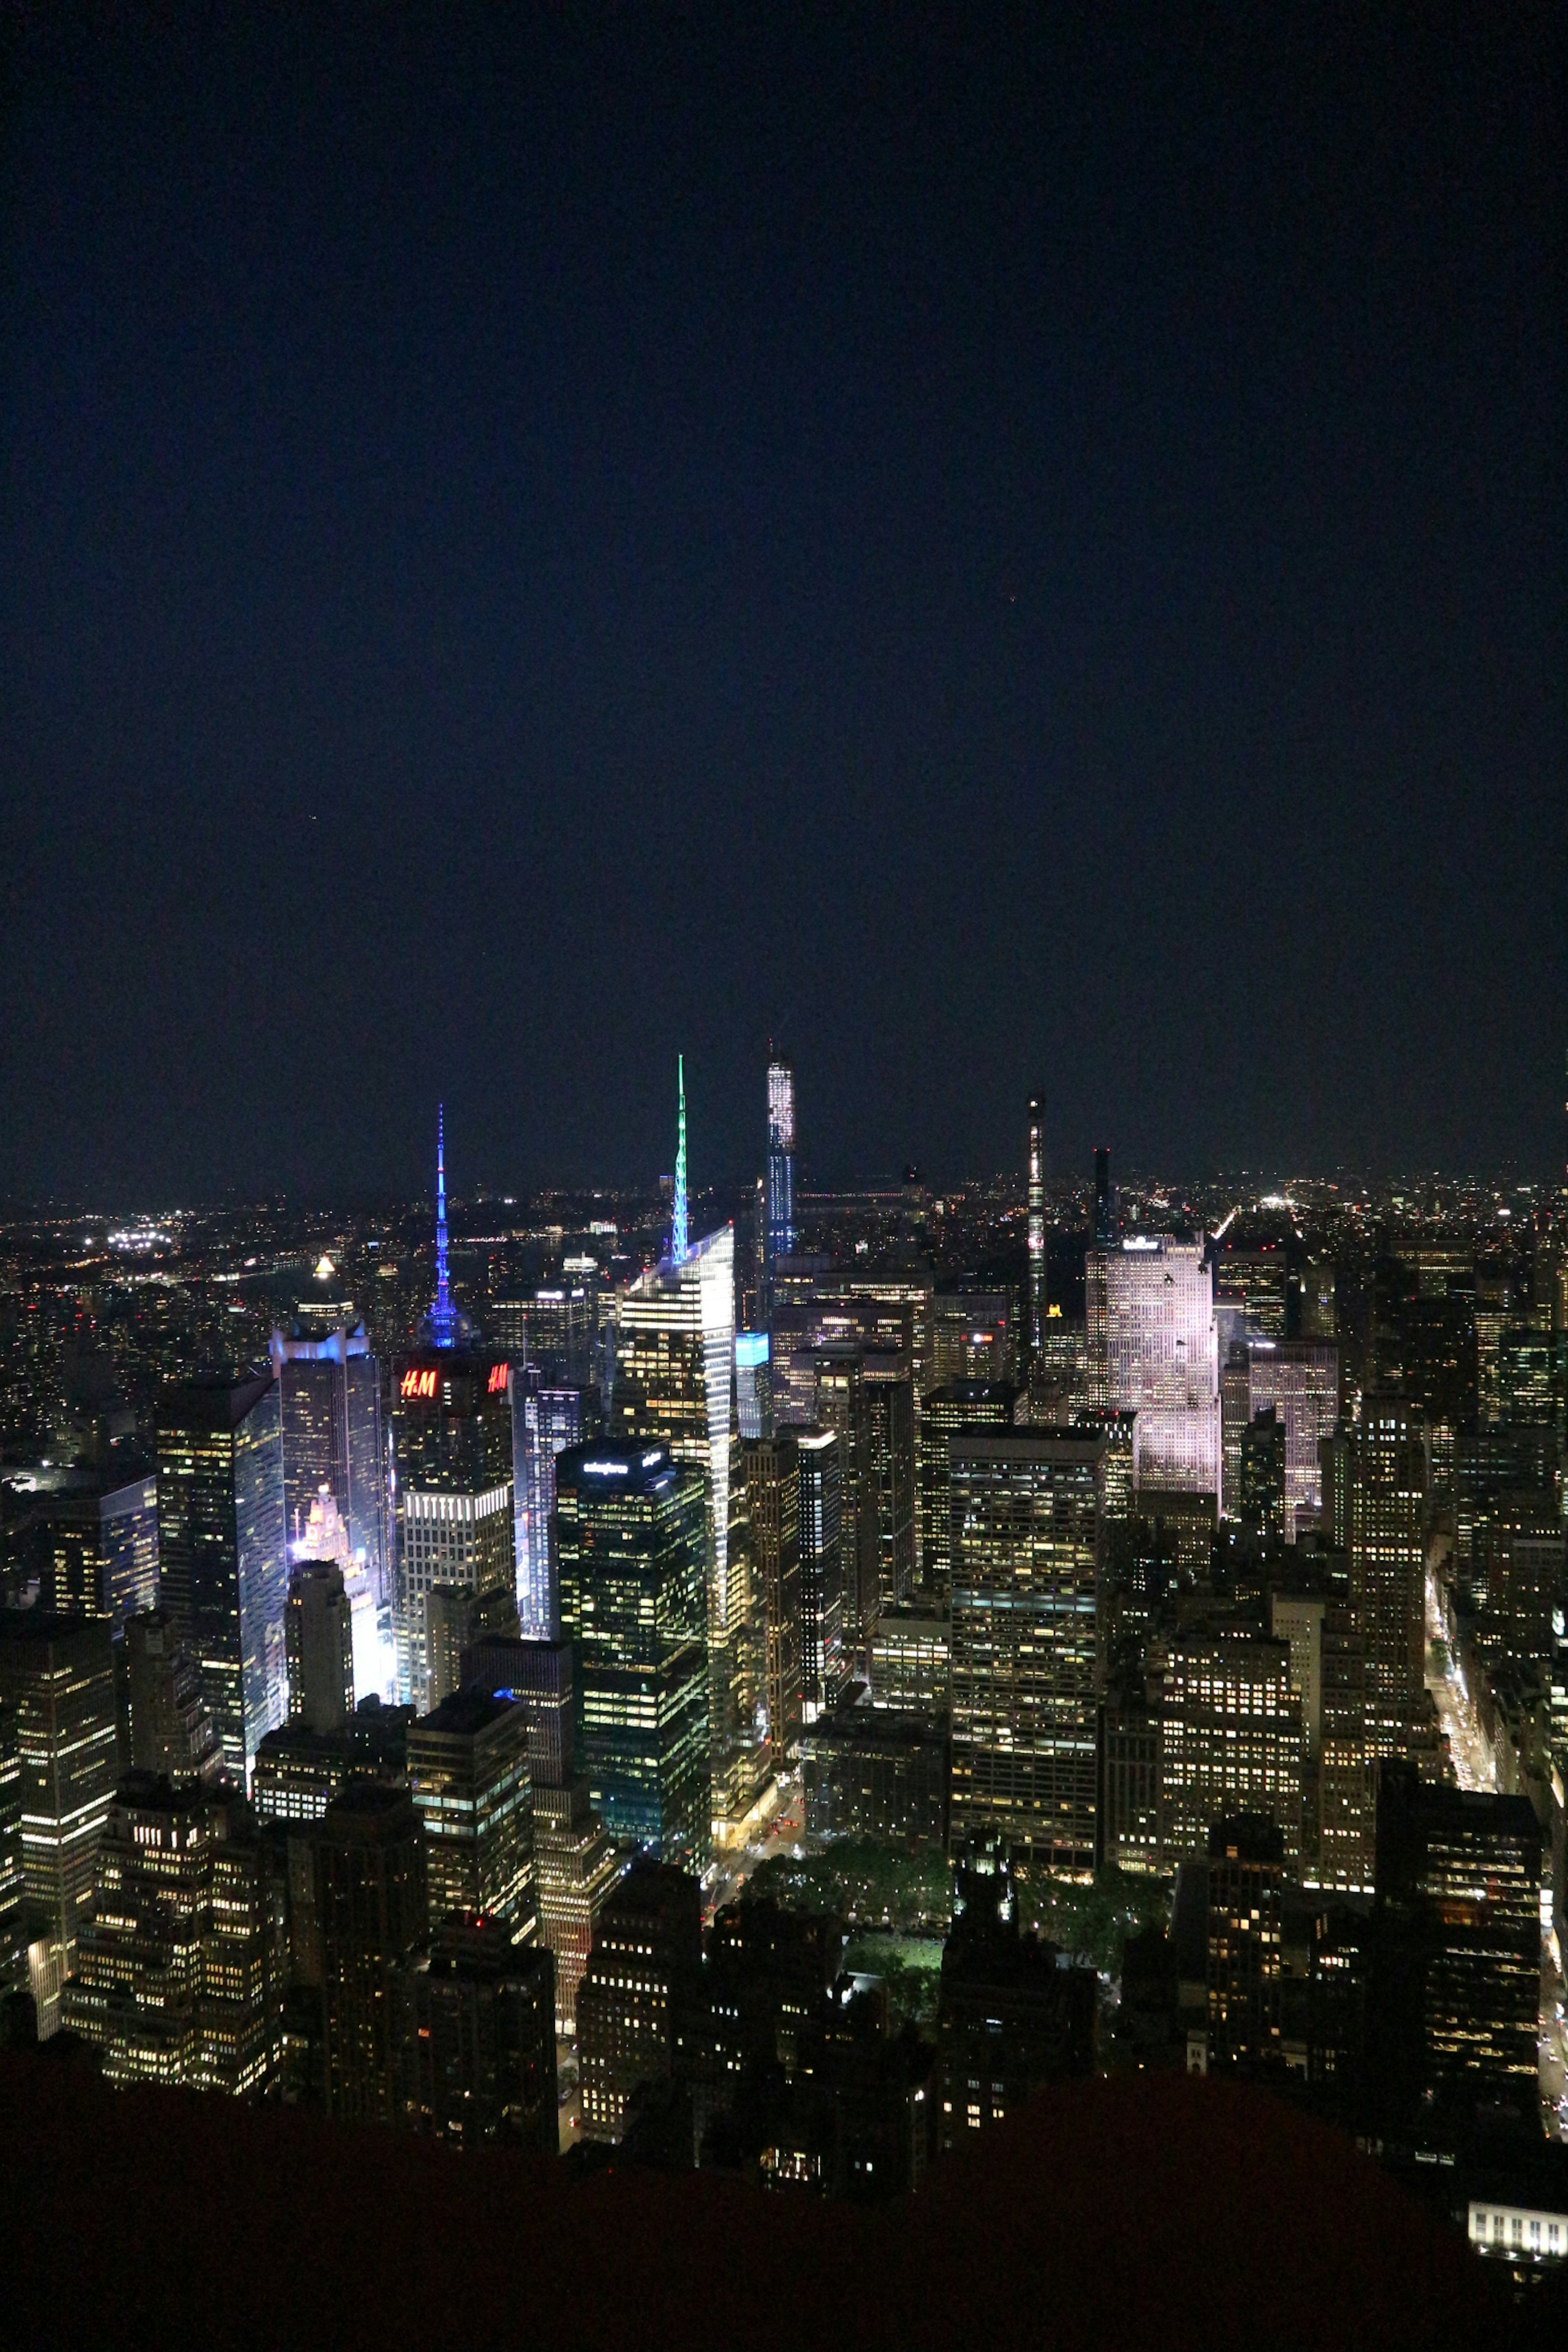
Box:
<box><xmin>487</xmin><ymin>1363</ymin><xmax>510</xmax><ymax>1395</ymax></box>
<box><xmin>400</xmin><ymin>1368</ymin><xmax>438</xmax><ymax>1401</ymax></box>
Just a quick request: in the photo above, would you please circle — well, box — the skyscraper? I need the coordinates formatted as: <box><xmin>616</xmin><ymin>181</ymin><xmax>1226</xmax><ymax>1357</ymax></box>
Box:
<box><xmin>513</xmin><ymin>1373</ymin><xmax>600</xmax><ymax>1642</ymax></box>
<box><xmin>155</xmin><ymin>1371</ymin><xmax>290</xmax><ymax>1778</ymax></box>
<box><xmin>917</xmin><ymin>1383</ymin><xmax>1018</xmax><ymax>1602</ymax></box>
<box><xmin>458</xmin><ymin>1633</ymin><xmax>620</xmax><ymax>2035</ymax></box>
<box><xmin>1348</xmin><ymin>1396</ymin><xmax>1428</xmax><ymax>1762</ymax></box>
<box><xmin>863</xmin><ymin>1350</ymin><xmax>915</xmax><ymax>1613</ymax></box>
<box><xmin>124</xmin><ymin>1606</ymin><xmax>220</xmax><ymax>1783</ymax></box>
<box><xmin>577</xmin><ymin>1859</ymin><xmax>702</xmax><ymax>2145</ymax></box>
<box><xmin>64</xmin><ymin>1774</ymin><xmax>278</xmax><ymax>2096</ymax></box>
<box><xmin>948</xmin><ymin>1429</ymin><xmax>1104</xmax><ymax>1871</ymax></box>
<box><xmin>394</xmin><ymin>1912</ymin><xmax>557</xmax><ymax>2150</ymax></box>
<box><xmin>796</xmin><ymin>1427</ymin><xmax>847</xmax><ymax>1719</ymax></box>
<box><xmin>389</xmin><ymin>1351</ymin><xmax>516</xmax><ymax>1712</ymax></box>
<box><xmin>1161</xmin><ymin>1633</ymin><xmax>1304</xmax><ymax>1869</ymax></box>
<box><xmin>285</xmin><ymin>1563</ymin><xmax>355</xmax><ymax>1735</ymax></box>
<box><xmin>1027</xmin><ymin>1089</ymin><xmax>1047</xmax><ymax>1368</ymax></box>
<box><xmin>268</xmin><ymin>1313</ymin><xmax>389</xmax><ymax>1674</ymax></box>
<box><xmin>98</xmin><ymin>1474</ymin><xmax>159</xmax><ymax>1625</ymax></box>
<box><xmin>554</xmin><ymin>1441</ymin><xmax>711</xmax><ymax>1871</ymax></box>
<box><xmin>1246</xmin><ymin>1340</ymin><xmax>1340</xmax><ymax>1542</ymax></box>
<box><xmin>1085</xmin><ymin>1234</ymin><xmax>1221</xmax><ymax>1505</ymax></box>
<box><xmin>765</xmin><ymin>1051</ymin><xmax>797</xmax><ymax>1290</ymax></box>
<box><xmin>1374</xmin><ymin>1763</ymin><xmax>1540</xmax><ymax>2129</ymax></box>
<box><xmin>810</xmin><ymin>1344</ymin><xmax>881</xmax><ymax>1662</ymax></box>
<box><xmin>741</xmin><ymin>1430</ymin><xmax>802</xmax><ymax>1761</ymax></box>
<box><xmin>0</xmin><ymin>1613</ymin><xmax>118</xmax><ymax>1974</ymax></box>
<box><xmin>311</xmin><ymin>1782</ymin><xmax>428</xmax><ymax>2124</ymax></box>
<box><xmin>408</xmin><ymin>1689</ymin><xmax>539</xmax><ymax>1945</ymax></box>
<box><xmin>615</xmin><ymin>1115</ymin><xmax>768</xmax><ymax>1833</ymax></box>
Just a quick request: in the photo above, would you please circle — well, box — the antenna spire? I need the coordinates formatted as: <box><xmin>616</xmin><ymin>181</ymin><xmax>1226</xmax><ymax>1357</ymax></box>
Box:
<box><xmin>672</xmin><ymin>1054</ymin><xmax>688</xmax><ymax>1264</ymax></box>
<box><xmin>430</xmin><ymin>1102</ymin><xmax>457</xmax><ymax>1346</ymax></box>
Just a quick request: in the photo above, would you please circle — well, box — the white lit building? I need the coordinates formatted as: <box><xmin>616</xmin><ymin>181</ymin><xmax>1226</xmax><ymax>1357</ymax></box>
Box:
<box><xmin>1085</xmin><ymin>1236</ymin><xmax>1221</xmax><ymax>1506</ymax></box>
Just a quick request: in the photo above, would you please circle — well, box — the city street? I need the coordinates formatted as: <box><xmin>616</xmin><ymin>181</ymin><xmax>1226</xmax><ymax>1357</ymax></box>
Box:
<box><xmin>1426</xmin><ymin>1559</ymin><xmax>1564</xmax><ymax>2142</ymax></box>
<box><xmin>1424</xmin><ymin>1564</ymin><xmax>1495</xmax><ymax>1793</ymax></box>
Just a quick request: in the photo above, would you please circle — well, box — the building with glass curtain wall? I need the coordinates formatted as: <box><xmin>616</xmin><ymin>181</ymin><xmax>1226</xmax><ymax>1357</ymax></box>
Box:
<box><xmin>155</xmin><ymin>1372</ymin><xmax>290</xmax><ymax>1779</ymax></box>
<box><xmin>554</xmin><ymin>1442</ymin><xmax>711</xmax><ymax>1872</ymax></box>
<box><xmin>765</xmin><ymin>1054</ymin><xmax>796</xmax><ymax>1288</ymax></box>
<box><xmin>615</xmin><ymin>1221</ymin><xmax>770</xmax><ymax>1835</ymax></box>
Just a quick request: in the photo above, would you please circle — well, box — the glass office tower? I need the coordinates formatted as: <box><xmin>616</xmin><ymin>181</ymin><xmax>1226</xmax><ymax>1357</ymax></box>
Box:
<box><xmin>764</xmin><ymin>1054</ymin><xmax>796</xmax><ymax>1288</ymax></box>
<box><xmin>615</xmin><ymin>1221</ymin><xmax>769</xmax><ymax>1833</ymax></box>
<box><xmin>554</xmin><ymin>1442</ymin><xmax>710</xmax><ymax>1872</ymax></box>
<box><xmin>156</xmin><ymin>1372</ymin><xmax>289</xmax><ymax>1779</ymax></box>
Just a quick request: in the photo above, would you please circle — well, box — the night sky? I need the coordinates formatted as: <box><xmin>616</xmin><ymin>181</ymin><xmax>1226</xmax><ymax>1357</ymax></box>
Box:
<box><xmin>2</xmin><ymin>5</ymin><xmax>1561</xmax><ymax>1203</ymax></box>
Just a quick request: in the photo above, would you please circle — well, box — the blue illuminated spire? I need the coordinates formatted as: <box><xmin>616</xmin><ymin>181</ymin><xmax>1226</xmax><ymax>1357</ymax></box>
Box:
<box><xmin>429</xmin><ymin>1102</ymin><xmax>458</xmax><ymax>1347</ymax></box>
<box><xmin>671</xmin><ymin>1054</ymin><xmax>688</xmax><ymax>1265</ymax></box>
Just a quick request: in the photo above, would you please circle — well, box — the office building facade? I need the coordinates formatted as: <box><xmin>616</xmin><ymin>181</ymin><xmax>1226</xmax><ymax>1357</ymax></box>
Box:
<box><xmin>1085</xmin><ymin>1236</ymin><xmax>1221</xmax><ymax>1505</ymax></box>
<box><xmin>389</xmin><ymin>1350</ymin><xmax>516</xmax><ymax>1713</ymax></box>
<box><xmin>949</xmin><ymin>1430</ymin><xmax>1104</xmax><ymax>1871</ymax></box>
<box><xmin>156</xmin><ymin>1372</ymin><xmax>290</xmax><ymax>1777</ymax></box>
<box><xmin>555</xmin><ymin>1443</ymin><xmax>710</xmax><ymax>1871</ymax></box>
<box><xmin>0</xmin><ymin>1612</ymin><xmax>119</xmax><ymax>1971</ymax></box>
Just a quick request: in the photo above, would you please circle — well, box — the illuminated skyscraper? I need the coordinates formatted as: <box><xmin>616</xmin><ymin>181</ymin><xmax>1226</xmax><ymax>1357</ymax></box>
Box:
<box><xmin>864</xmin><ymin>1350</ymin><xmax>915</xmax><ymax>1612</ymax></box>
<box><xmin>672</xmin><ymin>1053</ymin><xmax>689</xmax><ymax>1265</ymax></box>
<box><xmin>578</xmin><ymin>1860</ymin><xmax>702</xmax><ymax>2145</ymax></box>
<box><xmin>513</xmin><ymin>1373</ymin><xmax>600</xmax><ymax>1642</ymax></box>
<box><xmin>734</xmin><ymin>1331</ymin><xmax>772</xmax><ymax>1440</ymax></box>
<box><xmin>796</xmin><ymin>1428</ymin><xmax>847</xmax><ymax>1717</ymax></box>
<box><xmin>408</xmin><ymin>1689</ymin><xmax>539</xmax><ymax>1945</ymax></box>
<box><xmin>555</xmin><ymin>1442</ymin><xmax>711</xmax><ymax>1871</ymax></box>
<box><xmin>98</xmin><ymin>1474</ymin><xmax>159</xmax><ymax>1625</ymax></box>
<box><xmin>0</xmin><ymin>1615</ymin><xmax>118</xmax><ymax>1978</ymax></box>
<box><xmin>949</xmin><ymin>1430</ymin><xmax>1104</xmax><ymax>1871</ymax></box>
<box><xmin>1085</xmin><ymin>1235</ymin><xmax>1221</xmax><ymax>1505</ymax></box>
<box><xmin>765</xmin><ymin>1051</ymin><xmax>796</xmax><ymax>1287</ymax></box>
<box><xmin>740</xmin><ymin>1430</ymin><xmax>802</xmax><ymax>1761</ymax></box>
<box><xmin>1027</xmin><ymin>1090</ymin><xmax>1047</xmax><ymax>1365</ymax></box>
<box><xmin>1246</xmin><ymin>1340</ymin><xmax>1340</xmax><ymax>1542</ymax></box>
<box><xmin>1348</xmin><ymin>1395</ymin><xmax>1428</xmax><ymax>1762</ymax></box>
<box><xmin>424</xmin><ymin>1102</ymin><xmax>465</xmax><ymax>1349</ymax></box>
<box><xmin>810</xmin><ymin>1345</ymin><xmax>881</xmax><ymax>1660</ymax></box>
<box><xmin>917</xmin><ymin>1383</ymin><xmax>1018</xmax><ymax>1601</ymax></box>
<box><xmin>268</xmin><ymin>1315</ymin><xmax>389</xmax><ymax>1666</ymax></box>
<box><xmin>615</xmin><ymin>1169</ymin><xmax>768</xmax><ymax>1831</ymax></box>
<box><xmin>155</xmin><ymin>1372</ymin><xmax>290</xmax><ymax>1778</ymax></box>
<box><xmin>1161</xmin><ymin>1633</ymin><xmax>1304</xmax><ymax>1869</ymax></box>
<box><xmin>64</xmin><ymin>1774</ymin><xmax>278</xmax><ymax>2096</ymax></box>
<box><xmin>389</xmin><ymin>1351</ymin><xmax>517</xmax><ymax>1712</ymax></box>
<box><xmin>459</xmin><ymin>1633</ymin><xmax>620</xmax><ymax>2035</ymax></box>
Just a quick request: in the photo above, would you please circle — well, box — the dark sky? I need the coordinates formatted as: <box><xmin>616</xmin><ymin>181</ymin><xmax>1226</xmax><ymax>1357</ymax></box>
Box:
<box><xmin>2</xmin><ymin>4</ymin><xmax>1562</xmax><ymax>1204</ymax></box>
